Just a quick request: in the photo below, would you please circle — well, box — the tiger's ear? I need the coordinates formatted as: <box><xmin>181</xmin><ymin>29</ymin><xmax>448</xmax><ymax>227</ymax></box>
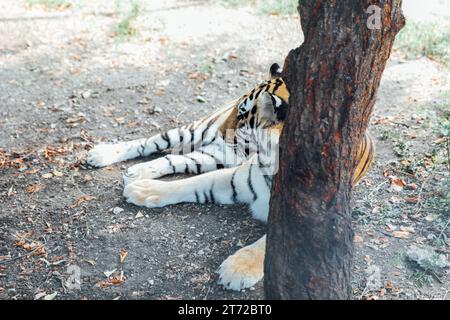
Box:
<box><xmin>269</xmin><ymin>63</ymin><xmax>282</xmax><ymax>79</ymax></box>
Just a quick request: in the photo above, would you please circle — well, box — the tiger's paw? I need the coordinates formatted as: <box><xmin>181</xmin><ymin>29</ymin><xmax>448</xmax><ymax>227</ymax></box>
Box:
<box><xmin>123</xmin><ymin>179</ymin><xmax>174</xmax><ymax>208</ymax></box>
<box><xmin>123</xmin><ymin>164</ymin><xmax>162</xmax><ymax>186</ymax></box>
<box><xmin>217</xmin><ymin>241</ymin><xmax>265</xmax><ymax>291</ymax></box>
<box><xmin>87</xmin><ymin>144</ymin><xmax>126</xmax><ymax>167</ymax></box>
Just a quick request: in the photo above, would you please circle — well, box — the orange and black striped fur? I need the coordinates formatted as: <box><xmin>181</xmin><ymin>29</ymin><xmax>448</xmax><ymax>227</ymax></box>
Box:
<box><xmin>87</xmin><ymin>63</ymin><xmax>375</xmax><ymax>291</ymax></box>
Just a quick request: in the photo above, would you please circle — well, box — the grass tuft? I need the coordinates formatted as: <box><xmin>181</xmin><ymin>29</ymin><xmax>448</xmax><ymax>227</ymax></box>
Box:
<box><xmin>215</xmin><ymin>0</ymin><xmax>298</xmax><ymax>16</ymax></box>
<box><xmin>26</xmin><ymin>0</ymin><xmax>72</xmax><ymax>10</ymax></box>
<box><xmin>394</xmin><ymin>20</ymin><xmax>450</xmax><ymax>66</ymax></box>
<box><xmin>112</xmin><ymin>0</ymin><xmax>141</xmax><ymax>40</ymax></box>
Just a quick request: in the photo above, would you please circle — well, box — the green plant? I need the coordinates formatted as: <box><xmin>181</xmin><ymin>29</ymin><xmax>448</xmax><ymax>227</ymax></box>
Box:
<box><xmin>198</xmin><ymin>58</ymin><xmax>214</xmax><ymax>75</ymax></box>
<box><xmin>256</xmin><ymin>0</ymin><xmax>298</xmax><ymax>15</ymax></box>
<box><xmin>26</xmin><ymin>0</ymin><xmax>72</xmax><ymax>10</ymax></box>
<box><xmin>394</xmin><ymin>20</ymin><xmax>450</xmax><ymax>66</ymax></box>
<box><xmin>112</xmin><ymin>0</ymin><xmax>141</xmax><ymax>40</ymax></box>
<box><xmin>215</xmin><ymin>0</ymin><xmax>298</xmax><ymax>16</ymax></box>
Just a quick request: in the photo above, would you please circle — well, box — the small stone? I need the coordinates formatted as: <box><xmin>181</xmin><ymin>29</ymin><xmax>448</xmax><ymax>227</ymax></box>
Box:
<box><xmin>196</xmin><ymin>96</ymin><xmax>206</xmax><ymax>103</ymax></box>
<box><xmin>154</xmin><ymin>106</ymin><xmax>163</xmax><ymax>113</ymax></box>
<box><xmin>135</xmin><ymin>211</ymin><xmax>144</xmax><ymax>219</ymax></box>
<box><xmin>81</xmin><ymin>90</ymin><xmax>91</xmax><ymax>99</ymax></box>
<box><xmin>113</xmin><ymin>207</ymin><xmax>124</xmax><ymax>215</ymax></box>
<box><xmin>406</xmin><ymin>245</ymin><xmax>450</xmax><ymax>270</ymax></box>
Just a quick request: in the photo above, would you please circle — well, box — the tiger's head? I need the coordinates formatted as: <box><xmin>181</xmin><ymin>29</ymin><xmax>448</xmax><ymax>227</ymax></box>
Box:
<box><xmin>235</xmin><ymin>64</ymin><xmax>289</xmax><ymax>132</ymax></box>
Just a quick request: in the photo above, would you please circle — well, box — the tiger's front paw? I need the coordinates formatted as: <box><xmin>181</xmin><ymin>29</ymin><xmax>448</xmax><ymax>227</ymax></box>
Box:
<box><xmin>123</xmin><ymin>164</ymin><xmax>162</xmax><ymax>186</ymax></box>
<box><xmin>123</xmin><ymin>179</ymin><xmax>174</xmax><ymax>208</ymax></box>
<box><xmin>217</xmin><ymin>239</ymin><xmax>265</xmax><ymax>291</ymax></box>
<box><xmin>87</xmin><ymin>144</ymin><xmax>126</xmax><ymax>167</ymax></box>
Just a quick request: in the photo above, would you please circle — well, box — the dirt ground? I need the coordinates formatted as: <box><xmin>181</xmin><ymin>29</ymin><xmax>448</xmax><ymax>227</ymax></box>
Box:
<box><xmin>0</xmin><ymin>0</ymin><xmax>449</xmax><ymax>300</ymax></box>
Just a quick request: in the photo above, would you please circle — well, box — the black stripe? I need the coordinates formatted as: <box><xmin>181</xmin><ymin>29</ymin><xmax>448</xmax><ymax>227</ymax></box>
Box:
<box><xmin>178</xmin><ymin>129</ymin><xmax>184</xmax><ymax>142</ymax></box>
<box><xmin>154</xmin><ymin>142</ymin><xmax>162</xmax><ymax>152</ymax></box>
<box><xmin>189</xmin><ymin>128</ymin><xmax>195</xmax><ymax>143</ymax></box>
<box><xmin>358</xmin><ymin>138</ymin><xmax>374</xmax><ymax>180</ymax></box>
<box><xmin>273</xmin><ymin>78</ymin><xmax>282</xmax><ymax>93</ymax></box>
<box><xmin>263</xmin><ymin>175</ymin><xmax>272</xmax><ymax>190</ymax></box>
<box><xmin>247</xmin><ymin>164</ymin><xmax>258</xmax><ymax>201</ymax></box>
<box><xmin>249</xmin><ymin>116</ymin><xmax>255</xmax><ymax>128</ymax></box>
<box><xmin>185</xmin><ymin>156</ymin><xmax>201</xmax><ymax>174</ymax></box>
<box><xmin>160</xmin><ymin>132</ymin><xmax>171</xmax><ymax>148</ymax></box>
<box><xmin>164</xmin><ymin>156</ymin><xmax>176</xmax><ymax>173</ymax></box>
<box><xmin>230</xmin><ymin>169</ymin><xmax>238</xmax><ymax>202</ymax></box>
<box><xmin>201</xmin><ymin>125</ymin><xmax>209</xmax><ymax>142</ymax></box>
<box><xmin>184</xmin><ymin>163</ymin><xmax>189</xmax><ymax>174</ymax></box>
<box><xmin>203</xmin><ymin>191</ymin><xmax>209</xmax><ymax>203</ymax></box>
<box><xmin>138</xmin><ymin>144</ymin><xmax>145</xmax><ymax>156</ymax></box>
<box><xmin>269</xmin><ymin>94</ymin><xmax>277</xmax><ymax>108</ymax></box>
<box><xmin>201</xmin><ymin>151</ymin><xmax>224</xmax><ymax>169</ymax></box>
<box><xmin>195</xmin><ymin>191</ymin><xmax>200</xmax><ymax>203</ymax></box>
<box><xmin>208</xmin><ymin>136</ymin><xmax>216</xmax><ymax>144</ymax></box>
<box><xmin>209</xmin><ymin>188</ymin><xmax>215</xmax><ymax>204</ymax></box>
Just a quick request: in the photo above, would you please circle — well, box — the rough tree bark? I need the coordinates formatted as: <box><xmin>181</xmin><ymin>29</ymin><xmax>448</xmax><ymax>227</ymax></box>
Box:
<box><xmin>264</xmin><ymin>0</ymin><xmax>405</xmax><ymax>299</ymax></box>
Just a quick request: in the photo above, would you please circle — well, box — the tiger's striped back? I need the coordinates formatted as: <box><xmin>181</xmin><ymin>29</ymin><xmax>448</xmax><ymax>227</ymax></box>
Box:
<box><xmin>352</xmin><ymin>133</ymin><xmax>375</xmax><ymax>186</ymax></box>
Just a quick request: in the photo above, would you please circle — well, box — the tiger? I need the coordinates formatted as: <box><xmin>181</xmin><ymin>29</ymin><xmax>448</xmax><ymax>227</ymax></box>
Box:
<box><xmin>86</xmin><ymin>63</ymin><xmax>375</xmax><ymax>291</ymax></box>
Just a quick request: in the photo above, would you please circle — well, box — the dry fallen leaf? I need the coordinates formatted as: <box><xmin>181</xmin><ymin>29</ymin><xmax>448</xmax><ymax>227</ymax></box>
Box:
<box><xmin>26</xmin><ymin>183</ymin><xmax>45</xmax><ymax>193</ymax></box>
<box><xmin>400</xmin><ymin>226</ymin><xmax>415</xmax><ymax>233</ymax></box>
<box><xmin>86</xmin><ymin>260</ymin><xmax>96</xmax><ymax>266</ymax></box>
<box><xmin>389</xmin><ymin>176</ymin><xmax>406</xmax><ymax>191</ymax></box>
<box><xmin>53</xmin><ymin>170</ymin><xmax>63</xmax><ymax>177</ymax></box>
<box><xmin>353</xmin><ymin>234</ymin><xmax>364</xmax><ymax>243</ymax></box>
<box><xmin>386</xmin><ymin>223</ymin><xmax>397</xmax><ymax>232</ymax></box>
<box><xmin>385</xmin><ymin>281</ymin><xmax>394</xmax><ymax>290</ymax></box>
<box><xmin>103</xmin><ymin>269</ymin><xmax>117</xmax><ymax>278</ymax></box>
<box><xmin>188</xmin><ymin>72</ymin><xmax>209</xmax><ymax>81</ymax></box>
<box><xmin>67</xmin><ymin>241</ymin><xmax>75</xmax><ymax>260</ymax></box>
<box><xmin>97</xmin><ymin>275</ymin><xmax>125</xmax><ymax>288</ymax></box>
<box><xmin>24</xmin><ymin>168</ymin><xmax>39</xmax><ymax>175</ymax></box>
<box><xmin>119</xmin><ymin>249</ymin><xmax>128</xmax><ymax>264</ymax></box>
<box><xmin>36</xmin><ymin>100</ymin><xmax>46</xmax><ymax>108</ymax></box>
<box><xmin>44</xmin><ymin>146</ymin><xmax>67</xmax><ymax>161</ymax></box>
<box><xmin>371</xmin><ymin>206</ymin><xmax>381</xmax><ymax>214</ymax></box>
<box><xmin>404</xmin><ymin>196</ymin><xmax>419</xmax><ymax>203</ymax></box>
<box><xmin>43</xmin><ymin>292</ymin><xmax>58</xmax><ymax>300</ymax></box>
<box><xmin>375</xmin><ymin>236</ymin><xmax>389</xmax><ymax>245</ymax></box>
<box><xmin>115</xmin><ymin>117</ymin><xmax>125</xmax><ymax>125</ymax></box>
<box><xmin>405</xmin><ymin>183</ymin><xmax>418</xmax><ymax>190</ymax></box>
<box><xmin>70</xmin><ymin>195</ymin><xmax>96</xmax><ymax>208</ymax></box>
<box><xmin>392</xmin><ymin>230</ymin><xmax>411</xmax><ymax>239</ymax></box>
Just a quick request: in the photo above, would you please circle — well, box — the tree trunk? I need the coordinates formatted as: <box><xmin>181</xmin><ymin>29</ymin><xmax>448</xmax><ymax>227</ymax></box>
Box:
<box><xmin>264</xmin><ymin>0</ymin><xmax>405</xmax><ymax>299</ymax></box>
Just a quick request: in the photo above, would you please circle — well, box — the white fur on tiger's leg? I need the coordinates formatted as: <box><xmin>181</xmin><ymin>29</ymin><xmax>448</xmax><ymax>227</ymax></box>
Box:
<box><xmin>124</xmin><ymin>158</ymin><xmax>271</xmax><ymax>220</ymax></box>
<box><xmin>86</xmin><ymin>127</ymin><xmax>187</xmax><ymax>167</ymax></box>
<box><xmin>217</xmin><ymin>235</ymin><xmax>266</xmax><ymax>291</ymax></box>
<box><xmin>87</xmin><ymin>105</ymin><xmax>234</xmax><ymax>168</ymax></box>
<box><xmin>87</xmin><ymin>136</ymin><xmax>166</xmax><ymax>168</ymax></box>
<box><xmin>123</xmin><ymin>142</ymin><xmax>237</xmax><ymax>185</ymax></box>
<box><xmin>123</xmin><ymin>166</ymin><xmax>240</xmax><ymax>208</ymax></box>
